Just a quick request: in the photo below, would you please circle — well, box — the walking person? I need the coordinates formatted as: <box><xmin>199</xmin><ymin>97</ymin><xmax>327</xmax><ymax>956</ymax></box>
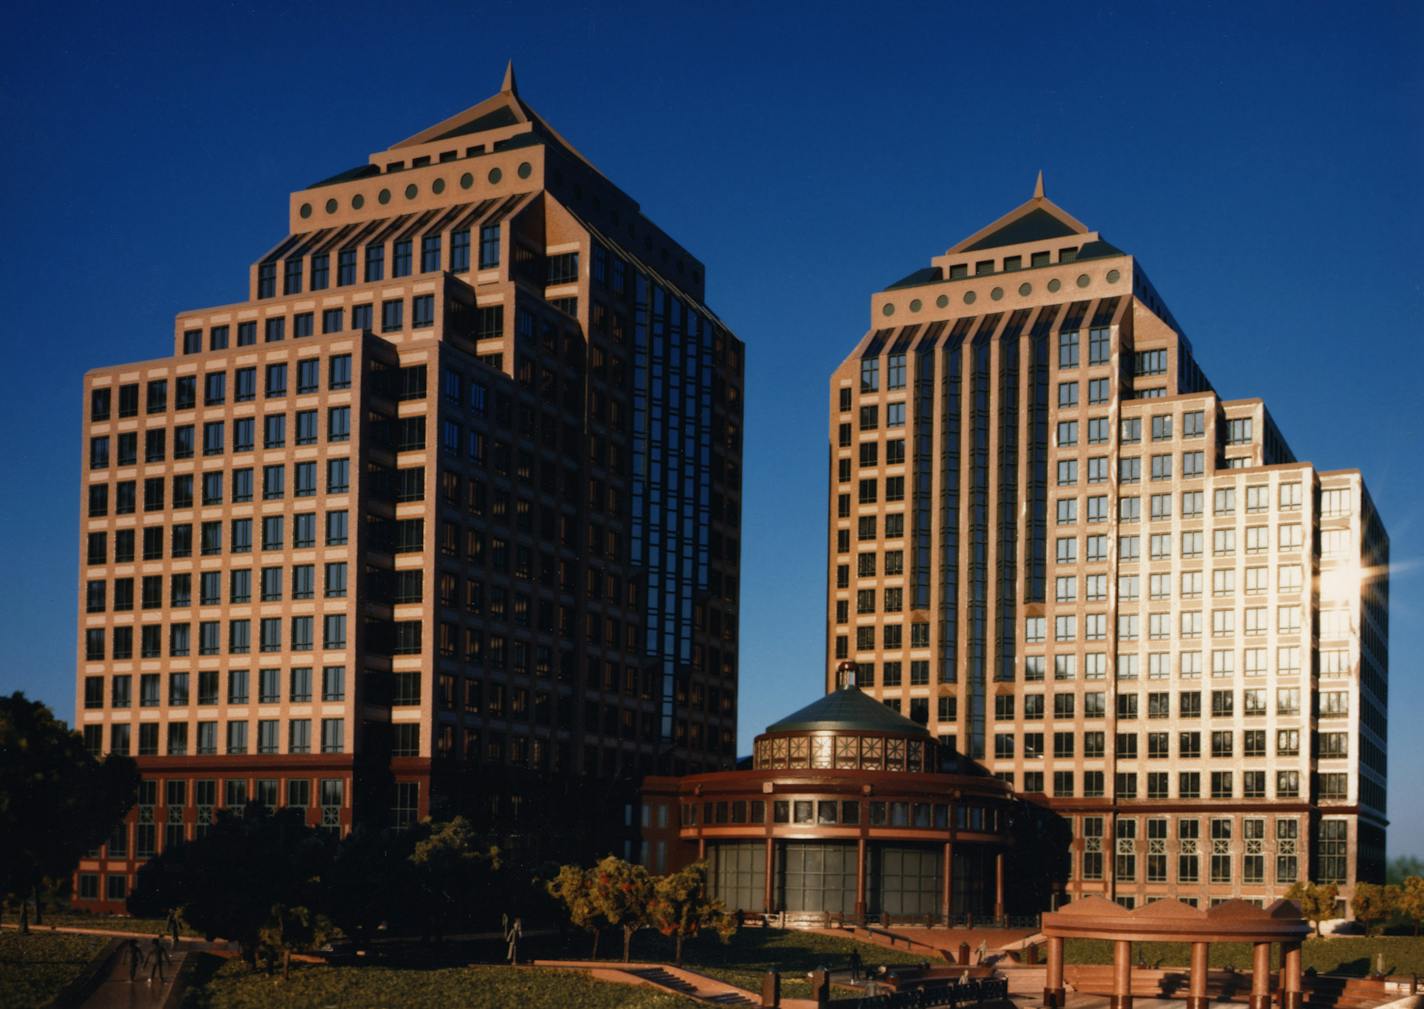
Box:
<box><xmin>124</xmin><ymin>938</ymin><xmax>145</xmax><ymax>982</ymax></box>
<box><xmin>147</xmin><ymin>935</ymin><xmax>170</xmax><ymax>984</ymax></box>
<box><xmin>504</xmin><ymin>916</ymin><xmax>523</xmax><ymax>965</ymax></box>
<box><xmin>165</xmin><ymin>908</ymin><xmax>181</xmax><ymax>949</ymax></box>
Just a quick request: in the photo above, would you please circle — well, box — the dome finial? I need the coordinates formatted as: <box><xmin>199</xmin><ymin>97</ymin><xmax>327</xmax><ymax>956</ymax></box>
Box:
<box><xmin>1033</xmin><ymin>169</ymin><xmax>1045</xmax><ymax>200</ymax></box>
<box><xmin>502</xmin><ymin>59</ymin><xmax>518</xmax><ymax>95</ymax></box>
<box><xmin>835</xmin><ymin>661</ymin><xmax>858</xmax><ymax>690</ymax></box>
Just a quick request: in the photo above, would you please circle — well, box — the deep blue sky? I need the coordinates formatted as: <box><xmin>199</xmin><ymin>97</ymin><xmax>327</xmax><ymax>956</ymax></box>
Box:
<box><xmin>2</xmin><ymin>3</ymin><xmax>1420</xmax><ymax>854</ymax></box>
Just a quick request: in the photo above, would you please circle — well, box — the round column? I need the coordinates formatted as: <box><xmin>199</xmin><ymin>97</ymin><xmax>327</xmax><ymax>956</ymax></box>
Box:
<box><xmin>1283</xmin><ymin>941</ymin><xmax>1304</xmax><ymax>1009</ymax></box>
<box><xmin>1111</xmin><ymin>938</ymin><xmax>1133</xmax><ymax>1009</ymax></box>
<box><xmin>1187</xmin><ymin>940</ymin><xmax>1210</xmax><ymax>1009</ymax></box>
<box><xmin>994</xmin><ymin>850</ymin><xmax>1005</xmax><ymax>920</ymax></box>
<box><xmin>762</xmin><ymin>837</ymin><xmax>774</xmax><ymax>913</ymax></box>
<box><xmin>1250</xmin><ymin>941</ymin><xmax>1272</xmax><ymax>1009</ymax></box>
<box><xmin>854</xmin><ymin>836</ymin><xmax>867</xmax><ymax>920</ymax></box>
<box><xmin>1044</xmin><ymin>935</ymin><xmax>1066</xmax><ymax>1009</ymax></box>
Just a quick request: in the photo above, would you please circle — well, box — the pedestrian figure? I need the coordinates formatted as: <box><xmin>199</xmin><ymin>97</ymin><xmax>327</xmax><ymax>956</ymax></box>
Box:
<box><xmin>504</xmin><ymin>916</ymin><xmax>523</xmax><ymax>965</ymax></box>
<box><xmin>165</xmin><ymin>908</ymin><xmax>181</xmax><ymax>948</ymax></box>
<box><xmin>124</xmin><ymin>938</ymin><xmax>145</xmax><ymax>982</ymax></box>
<box><xmin>849</xmin><ymin>949</ymin><xmax>863</xmax><ymax>981</ymax></box>
<box><xmin>147</xmin><ymin>936</ymin><xmax>170</xmax><ymax>984</ymax></box>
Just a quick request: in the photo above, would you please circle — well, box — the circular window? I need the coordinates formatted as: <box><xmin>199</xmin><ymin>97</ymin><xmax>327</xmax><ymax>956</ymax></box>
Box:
<box><xmin>963</xmin><ymin>290</ymin><xmax>977</xmax><ymax>304</ymax></box>
<box><xmin>1107</xmin><ymin>268</ymin><xmax>1121</xmax><ymax>283</ymax></box>
<box><xmin>990</xmin><ymin>286</ymin><xmax>1004</xmax><ymax>301</ymax></box>
<box><xmin>432</xmin><ymin>178</ymin><xmax>446</xmax><ymax>195</ymax></box>
<box><xmin>299</xmin><ymin>203</ymin><xmax>312</xmax><ymax>219</ymax></box>
<box><xmin>488</xmin><ymin>167</ymin><xmax>503</xmax><ymax>184</ymax></box>
<box><xmin>909</xmin><ymin>298</ymin><xmax>922</xmax><ymax>312</ymax></box>
<box><xmin>517</xmin><ymin>161</ymin><xmax>532</xmax><ymax>179</ymax></box>
<box><xmin>460</xmin><ymin>172</ymin><xmax>474</xmax><ymax>190</ymax></box>
<box><xmin>1076</xmin><ymin>273</ymin><xmax>1090</xmax><ymax>288</ymax></box>
<box><xmin>351</xmin><ymin>194</ymin><xmax>365</xmax><ymax>210</ymax></box>
<box><xmin>324</xmin><ymin>198</ymin><xmax>338</xmax><ymax>214</ymax></box>
<box><xmin>378</xmin><ymin>188</ymin><xmax>391</xmax><ymax>205</ymax></box>
<box><xmin>882</xmin><ymin>303</ymin><xmax>895</xmax><ymax>317</ymax></box>
<box><xmin>1047</xmin><ymin>278</ymin><xmax>1061</xmax><ymax>293</ymax></box>
<box><xmin>936</xmin><ymin>294</ymin><xmax>949</xmax><ymax>308</ymax></box>
<box><xmin>404</xmin><ymin>183</ymin><xmax>418</xmax><ymax>200</ymax></box>
<box><xmin>1019</xmin><ymin>282</ymin><xmax>1032</xmax><ymax>296</ymax></box>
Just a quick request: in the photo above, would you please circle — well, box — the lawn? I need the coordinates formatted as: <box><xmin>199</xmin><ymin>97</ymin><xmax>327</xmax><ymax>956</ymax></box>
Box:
<box><xmin>0</xmin><ymin>930</ymin><xmax>112</xmax><ymax>1009</ymax></box>
<box><xmin>1063</xmin><ymin>936</ymin><xmax>1424</xmax><ymax>977</ymax></box>
<box><xmin>185</xmin><ymin>958</ymin><xmax>699</xmax><ymax>1009</ymax></box>
<box><xmin>665</xmin><ymin>926</ymin><xmax>930</xmax><ymax>996</ymax></box>
<box><xmin>16</xmin><ymin>909</ymin><xmax>199</xmax><ymax>937</ymax></box>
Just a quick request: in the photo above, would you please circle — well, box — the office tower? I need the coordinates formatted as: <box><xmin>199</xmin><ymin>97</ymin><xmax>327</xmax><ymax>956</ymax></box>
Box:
<box><xmin>826</xmin><ymin>177</ymin><xmax>1386</xmax><ymax>910</ymax></box>
<box><xmin>74</xmin><ymin>65</ymin><xmax>744</xmax><ymax>909</ymax></box>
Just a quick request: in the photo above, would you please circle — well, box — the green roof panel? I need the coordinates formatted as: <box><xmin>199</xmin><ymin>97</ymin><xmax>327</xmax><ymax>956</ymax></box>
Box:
<box><xmin>962</xmin><ymin>207</ymin><xmax>1079</xmax><ymax>252</ymax></box>
<box><xmin>766</xmin><ymin>684</ymin><xmax>931</xmax><ymax>736</ymax></box>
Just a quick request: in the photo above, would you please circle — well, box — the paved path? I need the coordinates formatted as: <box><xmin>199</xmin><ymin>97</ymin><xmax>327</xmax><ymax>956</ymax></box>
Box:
<box><xmin>534</xmin><ymin>958</ymin><xmax>820</xmax><ymax>1008</ymax></box>
<box><xmin>78</xmin><ymin>942</ymin><xmax>187</xmax><ymax>1009</ymax></box>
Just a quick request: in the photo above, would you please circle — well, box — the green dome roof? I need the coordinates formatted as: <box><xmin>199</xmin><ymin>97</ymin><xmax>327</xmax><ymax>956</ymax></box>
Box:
<box><xmin>765</xmin><ymin>684</ymin><xmax>932</xmax><ymax>737</ymax></box>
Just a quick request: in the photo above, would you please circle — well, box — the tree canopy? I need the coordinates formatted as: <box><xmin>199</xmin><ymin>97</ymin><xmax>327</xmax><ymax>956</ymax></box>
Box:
<box><xmin>646</xmin><ymin>861</ymin><xmax>735</xmax><ymax>965</ymax></box>
<box><xmin>589</xmin><ymin>855</ymin><xmax>656</xmax><ymax>963</ymax></box>
<box><xmin>0</xmin><ymin>692</ymin><xmax>138</xmax><ymax>930</ymax></box>
<box><xmin>128</xmin><ymin>803</ymin><xmax>330</xmax><ymax>963</ymax></box>
<box><xmin>1285</xmin><ymin>881</ymin><xmax>1340</xmax><ymax>937</ymax></box>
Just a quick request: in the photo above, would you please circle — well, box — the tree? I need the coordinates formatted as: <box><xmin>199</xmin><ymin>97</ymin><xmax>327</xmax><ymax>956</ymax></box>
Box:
<box><xmin>646</xmin><ymin>862</ymin><xmax>736</xmax><ymax>966</ymax></box>
<box><xmin>548</xmin><ymin>864</ymin><xmax>607</xmax><ymax>958</ymax></box>
<box><xmin>589</xmin><ymin>856</ymin><xmax>655</xmax><ymax>963</ymax></box>
<box><xmin>405</xmin><ymin>817</ymin><xmax>499</xmax><ymax>943</ymax></box>
<box><xmin>257</xmin><ymin>904</ymin><xmax>338</xmax><ymax>979</ymax></box>
<box><xmin>129</xmin><ymin>804</ymin><xmax>329</xmax><ymax>964</ymax></box>
<box><xmin>1351</xmin><ymin>882</ymin><xmax>1398</xmax><ymax>937</ymax></box>
<box><xmin>1397</xmin><ymin>876</ymin><xmax>1424</xmax><ymax>937</ymax></box>
<box><xmin>1388</xmin><ymin>857</ymin><xmax>1424</xmax><ymax>885</ymax></box>
<box><xmin>0</xmin><ymin>693</ymin><xmax>139</xmax><ymax>933</ymax></box>
<box><xmin>1285</xmin><ymin>881</ymin><xmax>1340</xmax><ymax>937</ymax></box>
<box><xmin>320</xmin><ymin>824</ymin><xmax>411</xmax><ymax>947</ymax></box>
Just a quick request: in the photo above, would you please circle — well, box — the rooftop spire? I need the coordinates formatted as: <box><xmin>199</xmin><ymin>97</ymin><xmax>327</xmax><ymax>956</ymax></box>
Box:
<box><xmin>1033</xmin><ymin>169</ymin><xmax>1045</xmax><ymax>200</ymax></box>
<box><xmin>501</xmin><ymin>59</ymin><xmax>518</xmax><ymax>96</ymax></box>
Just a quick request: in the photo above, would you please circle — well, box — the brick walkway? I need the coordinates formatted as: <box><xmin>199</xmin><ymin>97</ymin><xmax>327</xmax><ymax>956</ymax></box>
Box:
<box><xmin>77</xmin><ymin>940</ymin><xmax>186</xmax><ymax>1009</ymax></box>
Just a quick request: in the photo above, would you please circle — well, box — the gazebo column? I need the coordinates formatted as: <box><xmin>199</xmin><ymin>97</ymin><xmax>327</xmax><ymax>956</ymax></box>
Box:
<box><xmin>697</xmin><ymin>836</ymin><xmax>706</xmax><ymax>859</ymax></box>
<box><xmin>941</xmin><ymin>841</ymin><xmax>954</xmax><ymax>923</ymax></box>
<box><xmin>1187</xmin><ymin>941</ymin><xmax>1210</xmax><ymax>1009</ymax></box>
<box><xmin>1111</xmin><ymin>938</ymin><xmax>1133</xmax><ymax>1009</ymax></box>
<box><xmin>762</xmin><ymin>838</ymin><xmax>774</xmax><ymax>913</ymax></box>
<box><xmin>854</xmin><ymin>836</ymin><xmax>867</xmax><ymax>919</ymax></box>
<box><xmin>994</xmin><ymin>851</ymin><xmax>1005</xmax><ymax>920</ymax></box>
<box><xmin>1043</xmin><ymin>936</ymin><xmax>1065</xmax><ymax>1009</ymax></box>
<box><xmin>1282</xmin><ymin>941</ymin><xmax>1304</xmax><ymax>1009</ymax></box>
<box><xmin>1250</xmin><ymin>941</ymin><xmax>1272</xmax><ymax>1009</ymax></box>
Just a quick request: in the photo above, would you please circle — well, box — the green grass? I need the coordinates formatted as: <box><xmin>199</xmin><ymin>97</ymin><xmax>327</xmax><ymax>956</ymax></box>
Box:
<box><xmin>10</xmin><ymin>909</ymin><xmax>198</xmax><ymax>937</ymax></box>
<box><xmin>1061</xmin><ymin>936</ymin><xmax>1424</xmax><ymax>977</ymax></box>
<box><xmin>628</xmin><ymin>926</ymin><xmax>931</xmax><ymax>998</ymax></box>
<box><xmin>0</xmin><ymin>930</ymin><xmax>112</xmax><ymax>1009</ymax></box>
<box><xmin>185</xmin><ymin>958</ymin><xmax>699</xmax><ymax>1009</ymax></box>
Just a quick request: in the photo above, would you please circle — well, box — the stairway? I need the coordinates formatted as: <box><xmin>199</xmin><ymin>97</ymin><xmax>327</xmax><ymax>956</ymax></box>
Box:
<box><xmin>626</xmin><ymin>966</ymin><xmax>757</xmax><ymax>1005</ymax></box>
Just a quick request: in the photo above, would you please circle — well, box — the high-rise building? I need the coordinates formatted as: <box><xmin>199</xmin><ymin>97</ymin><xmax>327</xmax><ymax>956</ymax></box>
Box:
<box><xmin>74</xmin><ymin>65</ymin><xmax>744</xmax><ymax>910</ymax></box>
<box><xmin>826</xmin><ymin>177</ymin><xmax>1387</xmax><ymax>911</ymax></box>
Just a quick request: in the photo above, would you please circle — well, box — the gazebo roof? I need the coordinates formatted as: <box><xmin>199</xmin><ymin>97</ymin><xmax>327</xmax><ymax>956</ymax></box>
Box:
<box><xmin>1042</xmin><ymin>896</ymin><xmax>1309</xmax><ymax>943</ymax></box>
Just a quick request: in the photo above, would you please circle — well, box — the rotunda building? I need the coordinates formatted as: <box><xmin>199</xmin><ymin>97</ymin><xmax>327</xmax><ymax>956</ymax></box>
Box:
<box><xmin>640</xmin><ymin>666</ymin><xmax>1016</xmax><ymax>920</ymax></box>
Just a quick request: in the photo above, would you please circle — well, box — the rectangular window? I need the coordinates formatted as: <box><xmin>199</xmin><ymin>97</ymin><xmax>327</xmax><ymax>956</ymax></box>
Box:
<box><xmin>382</xmin><ymin>299</ymin><xmax>404</xmax><ymax>332</ymax></box>
<box><xmin>479</xmin><ymin>224</ymin><xmax>500</xmax><ymax>267</ymax></box>
<box><xmin>421</xmin><ymin>234</ymin><xmax>441</xmax><ymax>273</ymax></box>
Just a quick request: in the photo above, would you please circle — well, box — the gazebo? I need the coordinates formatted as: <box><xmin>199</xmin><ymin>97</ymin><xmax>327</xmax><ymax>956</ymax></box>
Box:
<box><xmin>1040</xmin><ymin>896</ymin><xmax>1310</xmax><ymax>1009</ymax></box>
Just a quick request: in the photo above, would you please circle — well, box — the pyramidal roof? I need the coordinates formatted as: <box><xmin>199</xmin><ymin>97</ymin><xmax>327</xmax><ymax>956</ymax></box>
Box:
<box><xmin>386</xmin><ymin>61</ymin><xmax>609</xmax><ymax>183</ymax></box>
<box><xmin>766</xmin><ymin>683</ymin><xmax>931</xmax><ymax>737</ymax></box>
<box><xmin>948</xmin><ymin>171</ymin><xmax>1091</xmax><ymax>254</ymax></box>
